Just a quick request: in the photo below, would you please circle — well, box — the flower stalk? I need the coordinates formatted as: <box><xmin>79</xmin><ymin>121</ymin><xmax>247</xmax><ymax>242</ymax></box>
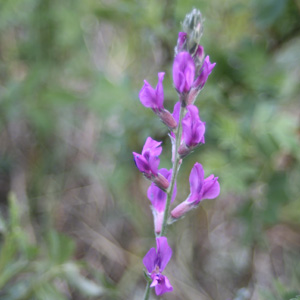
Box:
<box><xmin>159</xmin><ymin>102</ymin><xmax>186</xmax><ymax>237</ymax></box>
<box><xmin>143</xmin><ymin>281</ymin><xmax>151</xmax><ymax>300</ymax></box>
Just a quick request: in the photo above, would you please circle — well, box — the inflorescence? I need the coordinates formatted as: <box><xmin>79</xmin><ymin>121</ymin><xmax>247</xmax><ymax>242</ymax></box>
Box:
<box><xmin>133</xmin><ymin>9</ymin><xmax>220</xmax><ymax>297</ymax></box>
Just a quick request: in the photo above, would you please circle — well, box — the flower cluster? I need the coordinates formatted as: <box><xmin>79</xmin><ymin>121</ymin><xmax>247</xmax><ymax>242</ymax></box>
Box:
<box><xmin>133</xmin><ymin>9</ymin><xmax>220</xmax><ymax>297</ymax></box>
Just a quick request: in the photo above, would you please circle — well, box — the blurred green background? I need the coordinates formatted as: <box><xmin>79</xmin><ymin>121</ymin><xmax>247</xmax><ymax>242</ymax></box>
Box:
<box><xmin>0</xmin><ymin>0</ymin><xmax>300</xmax><ymax>299</ymax></box>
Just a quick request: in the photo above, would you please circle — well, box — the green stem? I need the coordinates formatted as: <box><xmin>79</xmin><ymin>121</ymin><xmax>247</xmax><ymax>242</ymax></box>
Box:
<box><xmin>159</xmin><ymin>102</ymin><xmax>186</xmax><ymax>237</ymax></box>
<box><xmin>143</xmin><ymin>281</ymin><xmax>151</xmax><ymax>300</ymax></box>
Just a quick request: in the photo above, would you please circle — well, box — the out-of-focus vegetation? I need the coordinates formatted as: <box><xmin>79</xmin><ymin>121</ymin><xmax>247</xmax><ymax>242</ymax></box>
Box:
<box><xmin>0</xmin><ymin>0</ymin><xmax>300</xmax><ymax>299</ymax></box>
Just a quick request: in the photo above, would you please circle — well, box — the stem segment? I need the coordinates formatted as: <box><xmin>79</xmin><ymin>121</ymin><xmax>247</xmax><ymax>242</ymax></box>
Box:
<box><xmin>143</xmin><ymin>281</ymin><xmax>151</xmax><ymax>300</ymax></box>
<box><xmin>159</xmin><ymin>102</ymin><xmax>186</xmax><ymax>237</ymax></box>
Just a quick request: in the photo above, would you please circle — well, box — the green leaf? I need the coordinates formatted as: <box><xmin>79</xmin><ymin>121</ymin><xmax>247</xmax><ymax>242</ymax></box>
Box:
<box><xmin>0</xmin><ymin>260</ymin><xmax>28</xmax><ymax>290</ymax></box>
<box><xmin>46</xmin><ymin>230</ymin><xmax>75</xmax><ymax>264</ymax></box>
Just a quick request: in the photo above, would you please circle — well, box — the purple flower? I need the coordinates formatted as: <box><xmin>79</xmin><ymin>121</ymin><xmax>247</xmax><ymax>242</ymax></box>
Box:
<box><xmin>172</xmin><ymin>104</ymin><xmax>205</xmax><ymax>157</ymax></box>
<box><xmin>187</xmin><ymin>55</ymin><xmax>216</xmax><ymax>105</ymax></box>
<box><xmin>147</xmin><ymin>169</ymin><xmax>177</xmax><ymax>233</ymax></box>
<box><xmin>139</xmin><ymin>72</ymin><xmax>177</xmax><ymax>129</ymax></box>
<box><xmin>181</xmin><ymin>105</ymin><xmax>205</xmax><ymax>147</ymax></box>
<box><xmin>173</xmin><ymin>52</ymin><xmax>195</xmax><ymax>93</ymax></box>
<box><xmin>171</xmin><ymin>162</ymin><xmax>220</xmax><ymax>219</ymax></box>
<box><xmin>139</xmin><ymin>72</ymin><xmax>165</xmax><ymax>111</ymax></box>
<box><xmin>133</xmin><ymin>137</ymin><xmax>162</xmax><ymax>179</ymax></box>
<box><xmin>143</xmin><ymin>237</ymin><xmax>173</xmax><ymax>296</ymax></box>
<box><xmin>133</xmin><ymin>137</ymin><xmax>169</xmax><ymax>189</ymax></box>
<box><xmin>193</xmin><ymin>55</ymin><xmax>216</xmax><ymax>90</ymax></box>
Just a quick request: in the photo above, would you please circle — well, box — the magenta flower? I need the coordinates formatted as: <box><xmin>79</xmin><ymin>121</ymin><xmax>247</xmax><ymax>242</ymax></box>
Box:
<box><xmin>173</xmin><ymin>52</ymin><xmax>195</xmax><ymax>93</ymax></box>
<box><xmin>139</xmin><ymin>72</ymin><xmax>165</xmax><ymax>111</ymax></box>
<box><xmin>133</xmin><ymin>137</ymin><xmax>169</xmax><ymax>189</ymax></box>
<box><xmin>139</xmin><ymin>72</ymin><xmax>177</xmax><ymax>129</ymax></box>
<box><xmin>147</xmin><ymin>168</ymin><xmax>177</xmax><ymax>233</ymax></box>
<box><xmin>143</xmin><ymin>237</ymin><xmax>173</xmax><ymax>296</ymax></box>
<box><xmin>178</xmin><ymin>105</ymin><xmax>205</xmax><ymax>157</ymax></box>
<box><xmin>171</xmin><ymin>162</ymin><xmax>220</xmax><ymax>219</ymax></box>
<box><xmin>182</xmin><ymin>105</ymin><xmax>205</xmax><ymax>147</ymax></box>
<box><xmin>193</xmin><ymin>55</ymin><xmax>216</xmax><ymax>90</ymax></box>
<box><xmin>171</xmin><ymin>103</ymin><xmax>205</xmax><ymax>157</ymax></box>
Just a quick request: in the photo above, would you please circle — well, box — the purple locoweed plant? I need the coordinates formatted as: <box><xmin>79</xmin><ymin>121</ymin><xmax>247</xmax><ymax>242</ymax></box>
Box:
<box><xmin>133</xmin><ymin>9</ymin><xmax>220</xmax><ymax>299</ymax></box>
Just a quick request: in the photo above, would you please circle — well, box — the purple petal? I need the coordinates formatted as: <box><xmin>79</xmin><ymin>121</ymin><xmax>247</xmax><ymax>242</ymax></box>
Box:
<box><xmin>177</xmin><ymin>71</ymin><xmax>186</xmax><ymax>93</ymax></box>
<box><xmin>182</xmin><ymin>105</ymin><xmax>205</xmax><ymax>147</ymax></box>
<box><xmin>139</xmin><ymin>80</ymin><xmax>156</xmax><ymax>108</ymax></box>
<box><xmin>172</xmin><ymin>101</ymin><xmax>181</xmax><ymax>124</ymax></box>
<box><xmin>156</xmin><ymin>237</ymin><xmax>172</xmax><ymax>271</ymax></box>
<box><xmin>154</xmin><ymin>275</ymin><xmax>173</xmax><ymax>295</ymax></box>
<box><xmin>150</xmin><ymin>275</ymin><xmax>159</xmax><ymax>288</ymax></box>
<box><xmin>139</xmin><ymin>73</ymin><xmax>165</xmax><ymax>110</ymax></box>
<box><xmin>182</xmin><ymin>113</ymin><xmax>192</xmax><ymax>146</ymax></box>
<box><xmin>148</xmin><ymin>155</ymin><xmax>160</xmax><ymax>176</ymax></box>
<box><xmin>202</xmin><ymin>175</ymin><xmax>220</xmax><ymax>200</ymax></box>
<box><xmin>147</xmin><ymin>169</ymin><xmax>176</xmax><ymax>212</ymax></box>
<box><xmin>173</xmin><ymin>52</ymin><xmax>195</xmax><ymax>93</ymax></box>
<box><xmin>193</xmin><ymin>121</ymin><xmax>205</xmax><ymax>146</ymax></box>
<box><xmin>193</xmin><ymin>55</ymin><xmax>216</xmax><ymax>89</ymax></box>
<box><xmin>189</xmin><ymin>162</ymin><xmax>204</xmax><ymax>197</ymax></box>
<box><xmin>155</xmin><ymin>72</ymin><xmax>165</xmax><ymax>109</ymax></box>
<box><xmin>143</xmin><ymin>247</ymin><xmax>157</xmax><ymax>273</ymax></box>
<box><xmin>133</xmin><ymin>152</ymin><xmax>149</xmax><ymax>174</ymax></box>
<box><xmin>147</xmin><ymin>182</ymin><xmax>167</xmax><ymax>212</ymax></box>
<box><xmin>142</xmin><ymin>137</ymin><xmax>162</xmax><ymax>157</ymax></box>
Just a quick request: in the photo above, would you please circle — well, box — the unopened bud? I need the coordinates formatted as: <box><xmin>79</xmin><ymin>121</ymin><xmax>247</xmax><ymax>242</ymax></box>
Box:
<box><xmin>196</xmin><ymin>45</ymin><xmax>205</xmax><ymax>62</ymax></box>
<box><xmin>170</xmin><ymin>200</ymin><xmax>193</xmax><ymax>219</ymax></box>
<box><xmin>175</xmin><ymin>32</ymin><xmax>187</xmax><ymax>54</ymax></box>
<box><xmin>157</xmin><ymin>109</ymin><xmax>177</xmax><ymax>129</ymax></box>
<box><xmin>194</xmin><ymin>45</ymin><xmax>205</xmax><ymax>72</ymax></box>
<box><xmin>186</xmin><ymin>88</ymin><xmax>199</xmax><ymax>106</ymax></box>
<box><xmin>178</xmin><ymin>143</ymin><xmax>191</xmax><ymax>158</ymax></box>
<box><xmin>154</xmin><ymin>173</ymin><xmax>169</xmax><ymax>190</ymax></box>
<box><xmin>182</xmin><ymin>9</ymin><xmax>204</xmax><ymax>55</ymax></box>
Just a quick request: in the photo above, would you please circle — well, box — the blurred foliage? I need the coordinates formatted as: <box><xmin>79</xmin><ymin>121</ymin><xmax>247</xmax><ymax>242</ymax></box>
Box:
<box><xmin>0</xmin><ymin>0</ymin><xmax>300</xmax><ymax>299</ymax></box>
<box><xmin>0</xmin><ymin>193</ymin><xmax>104</xmax><ymax>299</ymax></box>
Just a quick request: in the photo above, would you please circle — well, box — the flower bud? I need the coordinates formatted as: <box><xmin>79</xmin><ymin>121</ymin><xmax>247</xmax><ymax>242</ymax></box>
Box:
<box><xmin>175</xmin><ymin>32</ymin><xmax>187</xmax><ymax>54</ymax></box>
<box><xmin>194</xmin><ymin>45</ymin><xmax>205</xmax><ymax>72</ymax></box>
<box><xmin>173</xmin><ymin>52</ymin><xmax>195</xmax><ymax>94</ymax></box>
<box><xmin>157</xmin><ymin>109</ymin><xmax>177</xmax><ymax>129</ymax></box>
<box><xmin>170</xmin><ymin>200</ymin><xmax>193</xmax><ymax>219</ymax></box>
<box><xmin>154</xmin><ymin>173</ymin><xmax>169</xmax><ymax>190</ymax></box>
<box><xmin>193</xmin><ymin>56</ymin><xmax>216</xmax><ymax>90</ymax></box>
<box><xmin>178</xmin><ymin>143</ymin><xmax>190</xmax><ymax>158</ymax></box>
<box><xmin>195</xmin><ymin>45</ymin><xmax>205</xmax><ymax>62</ymax></box>
<box><xmin>182</xmin><ymin>9</ymin><xmax>203</xmax><ymax>55</ymax></box>
<box><xmin>186</xmin><ymin>88</ymin><xmax>199</xmax><ymax>106</ymax></box>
